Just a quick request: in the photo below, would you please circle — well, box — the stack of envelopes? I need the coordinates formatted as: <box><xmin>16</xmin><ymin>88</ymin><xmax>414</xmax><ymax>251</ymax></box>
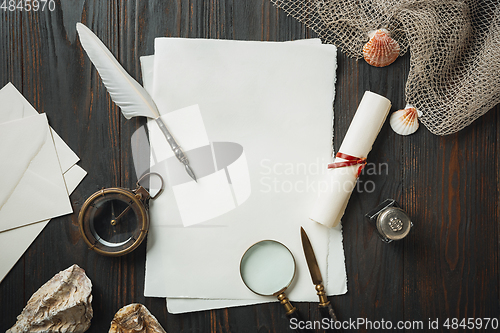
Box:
<box><xmin>0</xmin><ymin>83</ymin><xmax>86</xmax><ymax>284</ymax></box>
<box><xmin>138</xmin><ymin>38</ymin><xmax>347</xmax><ymax>313</ymax></box>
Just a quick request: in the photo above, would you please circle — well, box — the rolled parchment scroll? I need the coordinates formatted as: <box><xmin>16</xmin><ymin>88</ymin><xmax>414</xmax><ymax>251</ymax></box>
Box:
<box><xmin>310</xmin><ymin>91</ymin><xmax>391</xmax><ymax>228</ymax></box>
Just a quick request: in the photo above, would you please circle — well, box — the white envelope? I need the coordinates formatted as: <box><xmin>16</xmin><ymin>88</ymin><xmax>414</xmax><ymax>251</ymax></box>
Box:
<box><xmin>0</xmin><ymin>164</ymin><xmax>86</xmax><ymax>283</ymax></box>
<box><xmin>0</xmin><ymin>82</ymin><xmax>86</xmax><ymax>283</ymax></box>
<box><xmin>0</xmin><ymin>115</ymin><xmax>73</xmax><ymax>232</ymax></box>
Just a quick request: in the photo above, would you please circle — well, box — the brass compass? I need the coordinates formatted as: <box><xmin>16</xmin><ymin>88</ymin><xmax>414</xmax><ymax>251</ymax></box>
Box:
<box><xmin>78</xmin><ymin>173</ymin><xmax>163</xmax><ymax>256</ymax></box>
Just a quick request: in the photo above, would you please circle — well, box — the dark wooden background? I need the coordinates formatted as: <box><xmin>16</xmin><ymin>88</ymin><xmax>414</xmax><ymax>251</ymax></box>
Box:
<box><xmin>1</xmin><ymin>1</ymin><xmax>498</xmax><ymax>332</ymax></box>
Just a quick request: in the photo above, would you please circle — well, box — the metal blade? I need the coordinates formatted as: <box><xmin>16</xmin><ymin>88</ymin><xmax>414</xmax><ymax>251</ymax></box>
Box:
<box><xmin>300</xmin><ymin>226</ymin><xmax>323</xmax><ymax>285</ymax></box>
<box><xmin>185</xmin><ymin>164</ymin><xmax>197</xmax><ymax>182</ymax></box>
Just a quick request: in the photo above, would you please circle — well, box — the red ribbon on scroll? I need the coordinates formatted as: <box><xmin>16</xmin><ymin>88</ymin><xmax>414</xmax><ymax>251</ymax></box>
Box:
<box><xmin>327</xmin><ymin>152</ymin><xmax>367</xmax><ymax>178</ymax></box>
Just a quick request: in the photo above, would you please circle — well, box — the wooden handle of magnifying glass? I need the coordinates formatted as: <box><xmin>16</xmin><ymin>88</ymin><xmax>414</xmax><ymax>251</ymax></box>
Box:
<box><xmin>277</xmin><ymin>293</ymin><xmax>313</xmax><ymax>333</ymax></box>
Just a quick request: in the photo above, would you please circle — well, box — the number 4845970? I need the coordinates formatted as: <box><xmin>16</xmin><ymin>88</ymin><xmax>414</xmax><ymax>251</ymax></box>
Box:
<box><xmin>443</xmin><ymin>318</ymin><xmax>499</xmax><ymax>330</ymax></box>
<box><xmin>1</xmin><ymin>0</ymin><xmax>56</xmax><ymax>11</ymax></box>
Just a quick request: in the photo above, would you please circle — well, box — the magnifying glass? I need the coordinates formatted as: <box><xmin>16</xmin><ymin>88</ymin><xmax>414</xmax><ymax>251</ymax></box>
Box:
<box><xmin>240</xmin><ymin>240</ymin><xmax>312</xmax><ymax>333</ymax></box>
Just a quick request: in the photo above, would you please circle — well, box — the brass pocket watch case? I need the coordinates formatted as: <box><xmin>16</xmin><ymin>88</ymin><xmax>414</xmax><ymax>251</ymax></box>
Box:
<box><xmin>78</xmin><ymin>173</ymin><xmax>163</xmax><ymax>256</ymax></box>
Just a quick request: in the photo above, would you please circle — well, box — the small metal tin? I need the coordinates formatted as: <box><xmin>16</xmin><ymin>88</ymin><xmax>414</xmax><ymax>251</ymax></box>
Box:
<box><xmin>365</xmin><ymin>199</ymin><xmax>413</xmax><ymax>243</ymax></box>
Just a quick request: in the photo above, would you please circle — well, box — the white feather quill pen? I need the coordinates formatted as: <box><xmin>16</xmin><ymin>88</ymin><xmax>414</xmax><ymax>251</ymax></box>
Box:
<box><xmin>76</xmin><ymin>22</ymin><xmax>197</xmax><ymax>181</ymax></box>
<box><xmin>76</xmin><ymin>23</ymin><xmax>158</xmax><ymax>119</ymax></box>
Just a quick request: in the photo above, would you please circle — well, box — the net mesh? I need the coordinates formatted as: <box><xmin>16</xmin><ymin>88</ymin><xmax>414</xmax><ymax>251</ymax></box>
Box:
<box><xmin>271</xmin><ymin>0</ymin><xmax>500</xmax><ymax>135</ymax></box>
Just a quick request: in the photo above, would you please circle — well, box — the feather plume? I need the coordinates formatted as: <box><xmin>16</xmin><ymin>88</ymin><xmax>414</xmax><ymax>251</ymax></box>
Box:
<box><xmin>76</xmin><ymin>23</ymin><xmax>159</xmax><ymax>119</ymax></box>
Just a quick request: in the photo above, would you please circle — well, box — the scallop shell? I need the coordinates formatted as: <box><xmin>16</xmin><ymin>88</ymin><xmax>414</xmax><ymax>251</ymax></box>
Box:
<box><xmin>109</xmin><ymin>304</ymin><xmax>166</xmax><ymax>333</ymax></box>
<box><xmin>390</xmin><ymin>105</ymin><xmax>421</xmax><ymax>135</ymax></box>
<box><xmin>7</xmin><ymin>264</ymin><xmax>93</xmax><ymax>333</ymax></box>
<box><xmin>363</xmin><ymin>29</ymin><xmax>400</xmax><ymax>67</ymax></box>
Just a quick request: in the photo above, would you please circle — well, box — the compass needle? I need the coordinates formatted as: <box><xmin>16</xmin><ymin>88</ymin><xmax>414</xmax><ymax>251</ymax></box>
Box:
<box><xmin>110</xmin><ymin>201</ymin><xmax>116</xmax><ymax>225</ymax></box>
<box><xmin>112</xmin><ymin>206</ymin><xmax>132</xmax><ymax>225</ymax></box>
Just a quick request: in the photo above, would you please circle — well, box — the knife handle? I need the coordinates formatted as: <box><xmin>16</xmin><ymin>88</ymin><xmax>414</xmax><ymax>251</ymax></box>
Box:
<box><xmin>316</xmin><ymin>284</ymin><xmax>342</xmax><ymax>332</ymax></box>
<box><xmin>277</xmin><ymin>293</ymin><xmax>313</xmax><ymax>333</ymax></box>
<box><xmin>319</xmin><ymin>303</ymin><xmax>342</xmax><ymax>332</ymax></box>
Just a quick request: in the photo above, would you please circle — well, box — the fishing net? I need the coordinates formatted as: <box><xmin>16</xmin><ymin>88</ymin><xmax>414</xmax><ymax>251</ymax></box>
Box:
<box><xmin>271</xmin><ymin>0</ymin><xmax>500</xmax><ymax>135</ymax></box>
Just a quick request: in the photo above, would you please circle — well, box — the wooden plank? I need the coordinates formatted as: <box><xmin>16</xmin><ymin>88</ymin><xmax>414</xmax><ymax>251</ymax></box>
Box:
<box><xmin>0</xmin><ymin>8</ymin><xmax>23</xmax><ymax>87</ymax></box>
<box><xmin>111</xmin><ymin>0</ymin><xmax>152</xmax><ymax>328</ymax></box>
<box><xmin>73</xmin><ymin>1</ymin><xmax>132</xmax><ymax>329</ymax></box>
<box><xmin>331</xmin><ymin>52</ymin><xmax>410</xmax><ymax>332</ymax></box>
<box><xmin>13</xmin><ymin>0</ymin><xmax>124</xmax><ymax>330</ymax></box>
<box><xmin>128</xmin><ymin>1</ymin><xmax>317</xmax><ymax>332</ymax></box>
<box><xmin>0</xmin><ymin>1</ymin><xmax>499</xmax><ymax>332</ymax></box>
<box><xmin>230</xmin><ymin>1</ymin><xmax>314</xmax><ymax>331</ymax></box>
<box><xmin>0</xmin><ymin>7</ymin><xmax>25</xmax><ymax>332</ymax></box>
<box><xmin>403</xmin><ymin>104</ymin><xmax>499</xmax><ymax>330</ymax></box>
<box><xmin>498</xmin><ymin>104</ymin><xmax>500</xmax><ymax>331</ymax></box>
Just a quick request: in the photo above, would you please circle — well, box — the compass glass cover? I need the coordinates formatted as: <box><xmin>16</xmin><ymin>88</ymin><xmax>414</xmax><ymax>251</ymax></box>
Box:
<box><xmin>80</xmin><ymin>190</ymin><xmax>147</xmax><ymax>255</ymax></box>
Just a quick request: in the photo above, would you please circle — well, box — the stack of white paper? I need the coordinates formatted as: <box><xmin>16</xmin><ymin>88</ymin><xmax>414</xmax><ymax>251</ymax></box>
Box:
<box><xmin>139</xmin><ymin>38</ymin><xmax>347</xmax><ymax>313</ymax></box>
<box><xmin>0</xmin><ymin>83</ymin><xmax>87</xmax><ymax>284</ymax></box>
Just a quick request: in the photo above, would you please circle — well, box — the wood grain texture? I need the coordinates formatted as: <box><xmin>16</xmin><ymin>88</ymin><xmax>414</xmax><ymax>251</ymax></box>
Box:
<box><xmin>403</xmin><ymin>108</ymin><xmax>499</xmax><ymax>327</ymax></box>
<box><xmin>0</xmin><ymin>8</ymin><xmax>24</xmax><ymax>331</ymax></box>
<box><xmin>0</xmin><ymin>1</ymin><xmax>498</xmax><ymax>332</ymax></box>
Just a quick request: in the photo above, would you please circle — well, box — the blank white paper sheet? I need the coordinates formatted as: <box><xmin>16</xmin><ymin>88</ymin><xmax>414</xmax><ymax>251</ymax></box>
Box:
<box><xmin>141</xmin><ymin>38</ymin><xmax>347</xmax><ymax>311</ymax></box>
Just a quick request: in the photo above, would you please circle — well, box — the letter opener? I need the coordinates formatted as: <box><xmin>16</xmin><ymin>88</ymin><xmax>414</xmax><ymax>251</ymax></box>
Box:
<box><xmin>300</xmin><ymin>227</ymin><xmax>341</xmax><ymax>331</ymax></box>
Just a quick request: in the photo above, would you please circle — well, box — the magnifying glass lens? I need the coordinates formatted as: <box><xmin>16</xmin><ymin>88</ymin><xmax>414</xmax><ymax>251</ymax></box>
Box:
<box><xmin>240</xmin><ymin>240</ymin><xmax>295</xmax><ymax>295</ymax></box>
